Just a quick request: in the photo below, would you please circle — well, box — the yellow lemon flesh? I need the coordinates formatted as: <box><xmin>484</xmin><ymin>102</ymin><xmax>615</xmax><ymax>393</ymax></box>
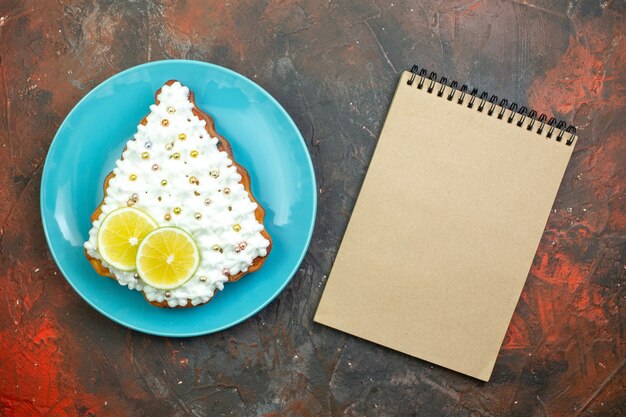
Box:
<box><xmin>136</xmin><ymin>227</ymin><xmax>200</xmax><ymax>290</ymax></box>
<box><xmin>97</xmin><ymin>207</ymin><xmax>158</xmax><ymax>271</ymax></box>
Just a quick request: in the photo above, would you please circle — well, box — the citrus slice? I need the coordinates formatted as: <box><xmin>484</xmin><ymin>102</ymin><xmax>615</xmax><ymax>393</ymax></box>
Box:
<box><xmin>135</xmin><ymin>227</ymin><xmax>200</xmax><ymax>290</ymax></box>
<box><xmin>96</xmin><ymin>207</ymin><xmax>158</xmax><ymax>271</ymax></box>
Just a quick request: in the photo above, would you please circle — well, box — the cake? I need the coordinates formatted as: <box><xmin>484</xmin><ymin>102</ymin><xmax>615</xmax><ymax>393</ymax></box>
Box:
<box><xmin>84</xmin><ymin>80</ymin><xmax>272</xmax><ymax>308</ymax></box>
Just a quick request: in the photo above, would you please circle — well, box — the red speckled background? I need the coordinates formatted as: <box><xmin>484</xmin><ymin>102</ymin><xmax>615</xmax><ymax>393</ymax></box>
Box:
<box><xmin>0</xmin><ymin>1</ymin><xmax>624</xmax><ymax>416</ymax></box>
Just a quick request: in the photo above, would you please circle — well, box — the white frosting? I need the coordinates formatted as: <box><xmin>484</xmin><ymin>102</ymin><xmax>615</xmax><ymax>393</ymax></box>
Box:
<box><xmin>84</xmin><ymin>82</ymin><xmax>270</xmax><ymax>307</ymax></box>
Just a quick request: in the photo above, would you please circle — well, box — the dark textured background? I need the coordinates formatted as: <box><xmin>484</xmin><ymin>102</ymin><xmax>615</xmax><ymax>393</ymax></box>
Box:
<box><xmin>0</xmin><ymin>0</ymin><xmax>624</xmax><ymax>416</ymax></box>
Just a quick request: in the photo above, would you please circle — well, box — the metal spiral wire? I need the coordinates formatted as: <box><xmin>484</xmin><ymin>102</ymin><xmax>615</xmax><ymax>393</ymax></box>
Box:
<box><xmin>407</xmin><ymin>65</ymin><xmax>577</xmax><ymax>145</ymax></box>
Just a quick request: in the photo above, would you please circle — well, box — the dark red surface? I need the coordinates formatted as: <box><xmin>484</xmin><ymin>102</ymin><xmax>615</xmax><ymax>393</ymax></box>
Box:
<box><xmin>0</xmin><ymin>1</ymin><xmax>624</xmax><ymax>416</ymax></box>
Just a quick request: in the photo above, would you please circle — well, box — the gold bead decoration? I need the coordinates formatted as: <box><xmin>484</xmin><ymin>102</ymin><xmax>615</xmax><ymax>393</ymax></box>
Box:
<box><xmin>194</xmin><ymin>191</ymin><xmax>200</xmax><ymax>196</ymax></box>
<box><xmin>127</xmin><ymin>199</ymin><xmax>135</xmax><ymax>207</ymax></box>
<box><xmin>171</xmin><ymin>152</ymin><xmax>180</xmax><ymax>160</ymax></box>
<box><xmin>233</xmin><ymin>224</ymin><xmax>241</xmax><ymax>232</ymax></box>
<box><xmin>167</xmin><ymin>106</ymin><xmax>176</xmax><ymax>114</ymax></box>
<box><xmin>178</xmin><ymin>133</ymin><xmax>187</xmax><ymax>141</ymax></box>
<box><xmin>165</xmin><ymin>291</ymin><xmax>172</xmax><ymax>298</ymax></box>
<box><xmin>131</xmin><ymin>193</ymin><xmax>139</xmax><ymax>200</ymax></box>
<box><xmin>165</xmin><ymin>143</ymin><xmax>174</xmax><ymax>151</ymax></box>
<box><xmin>210</xmin><ymin>170</ymin><xmax>219</xmax><ymax>178</ymax></box>
<box><xmin>204</xmin><ymin>199</ymin><xmax>211</xmax><ymax>206</ymax></box>
<box><xmin>194</xmin><ymin>212</ymin><xmax>202</xmax><ymax>219</ymax></box>
<box><xmin>189</xmin><ymin>176</ymin><xmax>197</xmax><ymax>184</ymax></box>
<box><xmin>152</xmin><ymin>164</ymin><xmax>159</xmax><ymax>171</ymax></box>
<box><xmin>133</xmin><ymin>272</ymin><xmax>140</xmax><ymax>279</ymax></box>
<box><xmin>199</xmin><ymin>276</ymin><xmax>207</xmax><ymax>282</ymax></box>
<box><xmin>161</xmin><ymin>179</ymin><xmax>168</xmax><ymax>186</ymax></box>
<box><xmin>129</xmin><ymin>174</ymin><xmax>137</xmax><ymax>181</ymax></box>
<box><xmin>173</xmin><ymin>207</ymin><xmax>181</xmax><ymax>215</ymax></box>
<box><xmin>223</xmin><ymin>188</ymin><xmax>231</xmax><ymax>195</ymax></box>
<box><xmin>212</xmin><ymin>244</ymin><xmax>221</xmax><ymax>252</ymax></box>
<box><xmin>161</xmin><ymin>119</ymin><xmax>169</xmax><ymax>126</ymax></box>
<box><xmin>190</xmin><ymin>150</ymin><xmax>199</xmax><ymax>158</ymax></box>
<box><xmin>164</xmin><ymin>213</ymin><xmax>172</xmax><ymax>221</ymax></box>
<box><xmin>142</xmin><ymin>152</ymin><xmax>150</xmax><ymax>159</ymax></box>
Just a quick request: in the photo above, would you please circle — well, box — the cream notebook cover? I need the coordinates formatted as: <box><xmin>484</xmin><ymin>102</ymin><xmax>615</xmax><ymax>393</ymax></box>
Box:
<box><xmin>314</xmin><ymin>68</ymin><xmax>577</xmax><ymax>381</ymax></box>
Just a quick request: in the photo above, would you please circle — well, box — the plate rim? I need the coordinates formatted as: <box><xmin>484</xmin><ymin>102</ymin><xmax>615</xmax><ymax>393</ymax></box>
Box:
<box><xmin>40</xmin><ymin>59</ymin><xmax>317</xmax><ymax>337</ymax></box>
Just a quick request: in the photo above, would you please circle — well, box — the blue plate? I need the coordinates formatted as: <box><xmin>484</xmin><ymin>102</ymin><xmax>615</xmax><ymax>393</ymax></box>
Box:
<box><xmin>41</xmin><ymin>60</ymin><xmax>317</xmax><ymax>337</ymax></box>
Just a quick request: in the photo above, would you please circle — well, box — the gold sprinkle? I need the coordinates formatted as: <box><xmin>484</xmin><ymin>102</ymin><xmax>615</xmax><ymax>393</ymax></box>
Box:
<box><xmin>233</xmin><ymin>224</ymin><xmax>241</xmax><ymax>232</ymax></box>
<box><xmin>165</xmin><ymin>291</ymin><xmax>172</xmax><ymax>297</ymax></box>
<box><xmin>204</xmin><ymin>199</ymin><xmax>211</xmax><ymax>206</ymax></box>
<box><xmin>189</xmin><ymin>176</ymin><xmax>197</xmax><ymax>184</ymax></box>
<box><xmin>199</xmin><ymin>276</ymin><xmax>207</xmax><ymax>282</ymax></box>
<box><xmin>212</xmin><ymin>244</ymin><xmax>221</xmax><ymax>252</ymax></box>
<box><xmin>165</xmin><ymin>143</ymin><xmax>174</xmax><ymax>151</ymax></box>
<box><xmin>190</xmin><ymin>150</ymin><xmax>199</xmax><ymax>158</ymax></box>
<box><xmin>141</xmin><ymin>152</ymin><xmax>150</xmax><ymax>159</ymax></box>
<box><xmin>173</xmin><ymin>207</ymin><xmax>181</xmax><ymax>215</ymax></box>
<box><xmin>131</xmin><ymin>193</ymin><xmax>139</xmax><ymax>200</ymax></box>
<box><xmin>133</xmin><ymin>272</ymin><xmax>140</xmax><ymax>279</ymax></box>
<box><xmin>161</xmin><ymin>119</ymin><xmax>169</xmax><ymax>126</ymax></box>
<box><xmin>194</xmin><ymin>212</ymin><xmax>202</xmax><ymax>219</ymax></box>
<box><xmin>178</xmin><ymin>133</ymin><xmax>187</xmax><ymax>141</ymax></box>
<box><xmin>223</xmin><ymin>188</ymin><xmax>231</xmax><ymax>195</ymax></box>
<box><xmin>129</xmin><ymin>174</ymin><xmax>137</xmax><ymax>181</ymax></box>
<box><xmin>172</xmin><ymin>152</ymin><xmax>180</xmax><ymax>160</ymax></box>
<box><xmin>210</xmin><ymin>170</ymin><xmax>219</xmax><ymax>178</ymax></box>
<box><xmin>152</xmin><ymin>164</ymin><xmax>159</xmax><ymax>171</ymax></box>
<box><xmin>167</xmin><ymin>106</ymin><xmax>176</xmax><ymax>114</ymax></box>
<box><xmin>164</xmin><ymin>213</ymin><xmax>172</xmax><ymax>221</ymax></box>
<box><xmin>161</xmin><ymin>179</ymin><xmax>168</xmax><ymax>186</ymax></box>
<box><xmin>194</xmin><ymin>191</ymin><xmax>201</xmax><ymax>196</ymax></box>
<box><xmin>127</xmin><ymin>199</ymin><xmax>135</xmax><ymax>207</ymax></box>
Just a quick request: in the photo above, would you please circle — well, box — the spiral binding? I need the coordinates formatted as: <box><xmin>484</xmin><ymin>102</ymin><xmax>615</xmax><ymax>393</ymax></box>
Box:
<box><xmin>407</xmin><ymin>65</ymin><xmax>577</xmax><ymax>145</ymax></box>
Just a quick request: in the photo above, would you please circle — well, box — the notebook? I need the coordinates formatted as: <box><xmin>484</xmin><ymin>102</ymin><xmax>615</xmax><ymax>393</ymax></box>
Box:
<box><xmin>314</xmin><ymin>66</ymin><xmax>577</xmax><ymax>381</ymax></box>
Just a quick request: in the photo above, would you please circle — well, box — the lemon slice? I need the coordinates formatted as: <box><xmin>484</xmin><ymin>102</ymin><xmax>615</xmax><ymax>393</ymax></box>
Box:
<box><xmin>135</xmin><ymin>227</ymin><xmax>200</xmax><ymax>290</ymax></box>
<box><xmin>97</xmin><ymin>207</ymin><xmax>158</xmax><ymax>271</ymax></box>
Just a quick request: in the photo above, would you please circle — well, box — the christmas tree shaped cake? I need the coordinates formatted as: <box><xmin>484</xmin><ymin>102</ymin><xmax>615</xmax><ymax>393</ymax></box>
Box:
<box><xmin>84</xmin><ymin>81</ymin><xmax>272</xmax><ymax>308</ymax></box>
